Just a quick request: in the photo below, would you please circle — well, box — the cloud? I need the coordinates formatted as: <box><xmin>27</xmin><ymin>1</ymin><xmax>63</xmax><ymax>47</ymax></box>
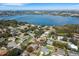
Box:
<box><xmin>72</xmin><ymin>4</ymin><xmax>79</xmax><ymax>6</ymax></box>
<box><xmin>0</xmin><ymin>3</ymin><xmax>31</xmax><ymax>10</ymax></box>
<box><xmin>1</xmin><ymin>3</ymin><xmax>24</xmax><ymax>6</ymax></box>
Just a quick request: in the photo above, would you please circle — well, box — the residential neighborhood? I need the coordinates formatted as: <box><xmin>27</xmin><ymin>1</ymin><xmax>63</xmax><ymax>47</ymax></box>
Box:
<box><xmin>0</xmin><ymin>20</ymin><xmax>79</xmax><ymax>56</ymax></box>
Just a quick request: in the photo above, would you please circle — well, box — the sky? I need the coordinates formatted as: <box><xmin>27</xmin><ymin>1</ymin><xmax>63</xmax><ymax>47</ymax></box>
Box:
<box><xmin>0</xmin><ymin>3</ymin><xmax>79</xmax><ymax>10</ymax></box>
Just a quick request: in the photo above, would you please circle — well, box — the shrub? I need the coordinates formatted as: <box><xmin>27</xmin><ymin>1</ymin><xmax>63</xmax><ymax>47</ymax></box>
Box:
<box><xmin>8</xmin><ymin>48</ymin><xmax>23</xmax><ymax>56</ymax></box>
<box><xmin>53</xmin><ymin>40</ymin><xmax>68</xmax><ymax>49</ymax></box>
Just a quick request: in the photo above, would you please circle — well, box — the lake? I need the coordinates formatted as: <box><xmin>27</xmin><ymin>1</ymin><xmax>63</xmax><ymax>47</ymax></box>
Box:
<box><xmin>0</xmin><ymin>15</ymin><xmax>79</xmax><ymax>26</ymax></box>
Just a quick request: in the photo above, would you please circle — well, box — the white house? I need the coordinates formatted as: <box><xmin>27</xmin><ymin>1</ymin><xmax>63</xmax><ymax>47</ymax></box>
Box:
<box><xmin>68</xmin><ymin>43</ymin><xmax>78</xmax><ymax>51</ymax></box>
<box><xmin>57</xmin><ymin>36</ymin><xmax>64</xmax><ymax>41</ymax></box>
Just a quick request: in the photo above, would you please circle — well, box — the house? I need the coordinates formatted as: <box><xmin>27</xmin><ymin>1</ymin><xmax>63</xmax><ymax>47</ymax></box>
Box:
<box><xmin>41</xmin><ymin>31</ymin><xmax>50</xmax><ymax>37</ymax></box>
<box><xmin>73</xmin><ymin>33</ymin><xmax>79</xmax><ymax>41</ymax></box>
<box><xmin>0</xmin><ymin>37</ymin><xmax>5</xmax><ymax>42</ymax></box>
<box><xmin>67</xmin><ymin>43</ymin><xmax>78</xmax><ymax>51</ymax></box>
<box><xmin>8</xmin><ymin>37</ymin><xmax>16</xmax><ymax>42</ymax></box>
<box><xmin>0</xmin><ymin>47</ymin><xmax>8</xmax><ymax>56</ymax></box>
<box><xmin>7</xmin><ymin>41</ymin><xmax>21</xmax><ymax>49</ymax></box>
<box><xmin>57</xmin><ymin>36</ymin><xmax>64</xmax><ymax>41</ymax></box>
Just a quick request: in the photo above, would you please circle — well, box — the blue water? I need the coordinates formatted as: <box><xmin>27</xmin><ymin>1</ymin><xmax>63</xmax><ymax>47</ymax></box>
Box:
<box><xmin>0</xmin><ymin>15</ymin><xmax>79</xmax><ymax>26</ymax></box>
